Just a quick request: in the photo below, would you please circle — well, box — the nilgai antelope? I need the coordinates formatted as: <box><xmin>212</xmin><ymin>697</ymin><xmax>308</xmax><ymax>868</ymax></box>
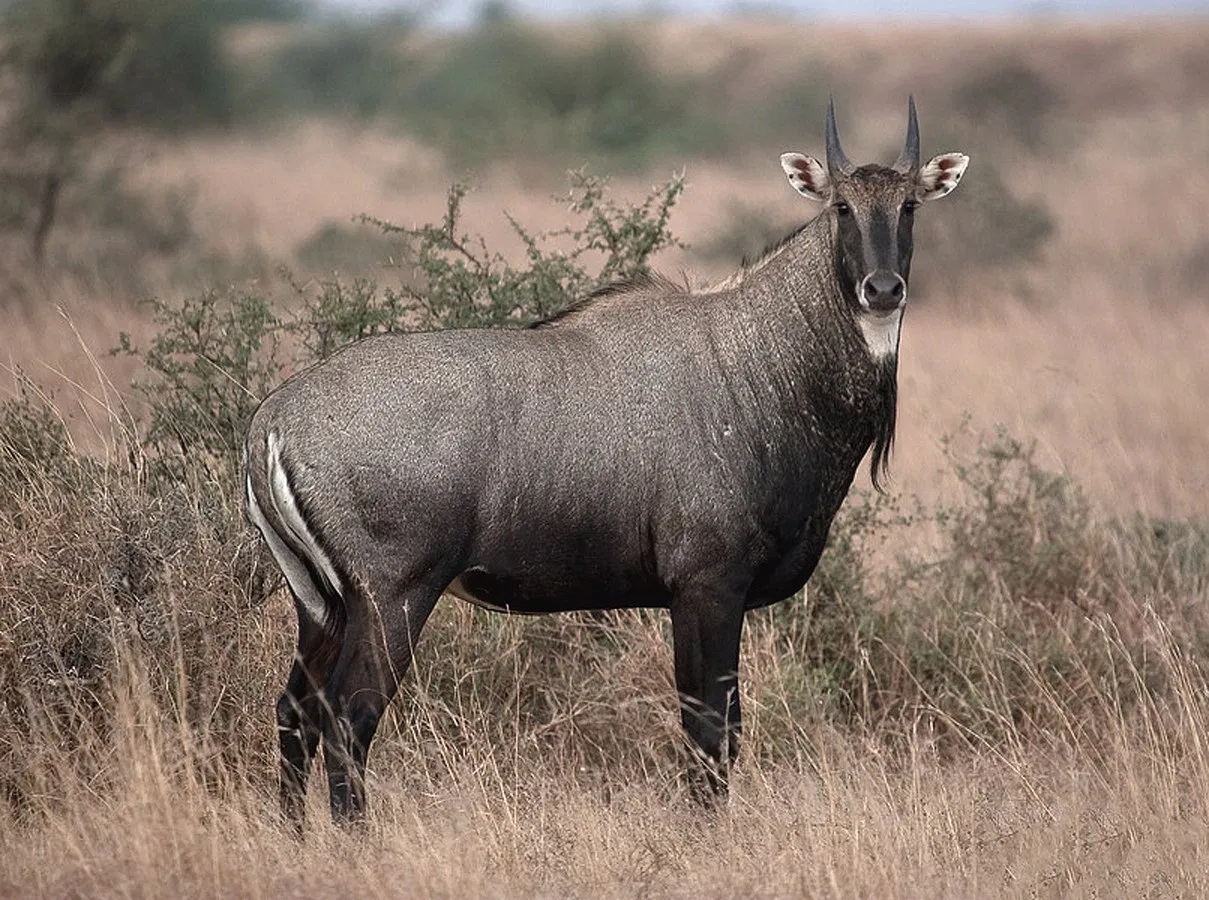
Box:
<box><xmin>245</xmin><ymin>98</ymin><xmax>968</xmax><ymax>824</ymax></box>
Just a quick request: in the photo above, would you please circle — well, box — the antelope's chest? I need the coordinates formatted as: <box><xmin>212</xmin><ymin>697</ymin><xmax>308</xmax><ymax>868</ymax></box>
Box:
<box><xmin>744</xmin><ymin>447</ymin><xmax>864</xmax><ymax>608</ymax></box>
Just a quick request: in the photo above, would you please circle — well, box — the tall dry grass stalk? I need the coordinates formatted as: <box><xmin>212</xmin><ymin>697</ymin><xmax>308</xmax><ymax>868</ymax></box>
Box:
<box><xmin>2</xmin><ymin>401</ymin><xmax>1208</xmax><ymax>896</ymax></box>
<box><xmin>2</xmin><ymin>607</ymin><xmax>1208</xmax><ymax>897</ymax></box>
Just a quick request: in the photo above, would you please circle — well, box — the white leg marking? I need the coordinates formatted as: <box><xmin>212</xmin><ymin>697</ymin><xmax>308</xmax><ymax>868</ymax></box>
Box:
<box><xmin>265</xmin><ymin>432</ymin><xmax>344</xmax><ymax>601</ymax></box>
<box><xmin>858</xmin><ymin>308</ymin><xmax>903</xmax><ymax>360</ymax></box>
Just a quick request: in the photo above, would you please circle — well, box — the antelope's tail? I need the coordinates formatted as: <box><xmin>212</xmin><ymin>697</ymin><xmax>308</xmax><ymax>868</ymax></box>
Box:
<box><xmin>244</xmin><ymin>430</ymin><xmax>346</xmax><ymax>631</ymax></box>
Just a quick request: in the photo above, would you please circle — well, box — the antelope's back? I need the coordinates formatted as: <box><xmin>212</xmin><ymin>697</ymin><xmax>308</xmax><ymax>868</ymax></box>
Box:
<box><xmin>243</xmin><ymin>291</ymin><xmax>754</xmax><ymax>605</ymax></box>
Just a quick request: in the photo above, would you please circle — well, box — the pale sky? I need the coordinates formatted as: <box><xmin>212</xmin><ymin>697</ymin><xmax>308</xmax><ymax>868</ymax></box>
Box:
<box><xmin>323</xmin><ymin>0</ymin><xmax>1209</xmax><ymax>28</ymax></box>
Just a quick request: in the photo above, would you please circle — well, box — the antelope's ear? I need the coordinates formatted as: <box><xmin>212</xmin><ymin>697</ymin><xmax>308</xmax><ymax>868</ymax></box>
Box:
<box><xmin>780</xmin><ymin>152</ymin><xmax>829</xmax><ymax>201</ymax></box>
<box><xmin>917</xmin><ymin>152</ymin><xmax>969</xmax><ymax>202</ymax></box>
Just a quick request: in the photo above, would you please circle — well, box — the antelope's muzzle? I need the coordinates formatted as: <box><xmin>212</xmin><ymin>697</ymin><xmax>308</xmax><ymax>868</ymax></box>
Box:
<box><xmin>860</xmin><ymin>270</ymin><xmax>906</xmax><ymax>314</ymax></box>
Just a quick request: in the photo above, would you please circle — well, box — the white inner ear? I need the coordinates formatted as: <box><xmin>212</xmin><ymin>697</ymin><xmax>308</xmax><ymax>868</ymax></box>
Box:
<box><xmin>780</xmin><ymin>152</ymin><xmax>829</xmax><ymax>202</ymax></box>
<box><xmin>918</xmin><ymin>152</ymin><xmax>969</xmax><ymax>202</ymax></box>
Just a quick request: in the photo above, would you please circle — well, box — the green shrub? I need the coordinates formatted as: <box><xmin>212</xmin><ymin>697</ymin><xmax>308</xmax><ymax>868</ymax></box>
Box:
<box><xmin>938</xmin><ymin>429</ymin><xmax>1098</xmax><ymax>607</ymax></box>
<box><xmin>288</xmin><ymin>275</ymin><xmax>414</xmax><ymax>361</ymax></box>
<box><xmin>115</xmin><ymin>289</ymin><xmax>284</xmax><ymax>477</ymax></box>
<box><xmin>117</xmin><ymin>171</ymin><xmax>684</xmax><ymax>474</ymax></box>
<box><xmin>97</xmin><ymin>0</ymin><xmax>237</xmax><ymax>130</ymax></box>
<box><xmin>374</xmin><ymin>172</ymin><xmax>685</xmax><ymax>330</ymax></box>
<box><xmin>401</xmin><ymin>23</ymin><xmax>717</xmax><ymax>168</ymax></box>
<box><xmin>1</xmin><ymin>0</ymin><xmax>242</xmax><ymax>132</ymax></box>
<box><xmin>254</xmin><ymin>21</ymin><xmax>413</xmax><ymax>120</ymax></box>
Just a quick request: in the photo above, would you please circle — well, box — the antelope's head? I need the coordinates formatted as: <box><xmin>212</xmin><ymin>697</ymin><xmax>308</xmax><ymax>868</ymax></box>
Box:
<box><xmin>780</xmin><ymin>98</ymin><xmax>968</xmax><ymax>331</ymax></box>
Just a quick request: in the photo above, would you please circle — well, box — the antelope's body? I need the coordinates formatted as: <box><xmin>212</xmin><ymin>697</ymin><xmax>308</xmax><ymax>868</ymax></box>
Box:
<box><xmin>245</xmin><ymin>99</ymin><xmax>968</xmax><ymax>824</ymax></box>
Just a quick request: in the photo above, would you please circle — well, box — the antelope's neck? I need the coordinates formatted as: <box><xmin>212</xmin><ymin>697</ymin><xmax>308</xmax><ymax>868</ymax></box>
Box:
<box><xmin>726</xmin><ymin>218</ymin><xmax>899</xmax><ymax>462</ymax></box>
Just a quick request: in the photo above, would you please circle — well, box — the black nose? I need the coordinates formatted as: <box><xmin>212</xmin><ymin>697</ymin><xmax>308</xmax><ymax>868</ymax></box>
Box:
<box><xmin>862</xmin><ymin>271</ymin><xmax>906</xmax><ymax>312</ymax></box>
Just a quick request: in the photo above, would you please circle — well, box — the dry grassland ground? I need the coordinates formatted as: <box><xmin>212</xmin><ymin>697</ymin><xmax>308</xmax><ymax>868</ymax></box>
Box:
<box><xmin>2</xmin><ymin>17</ymin><xmax>1209</xmax><ymax>899</ymax></box>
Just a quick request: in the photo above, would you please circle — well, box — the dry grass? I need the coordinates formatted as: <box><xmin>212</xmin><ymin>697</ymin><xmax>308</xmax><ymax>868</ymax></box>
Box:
<box><xmin>3</xmin><ymin>596</ymin><xmax>1208</xmax><ymax>898</ymax></box>
<box><xmin>2</xmin><ymin>421</ymin><xmax>1206</xmax><ymax>897</ymax></box>
<box><xmin>2</xmin><ymin>16</ymin><xmax>1209</xmax><ymax>898</ymax></box>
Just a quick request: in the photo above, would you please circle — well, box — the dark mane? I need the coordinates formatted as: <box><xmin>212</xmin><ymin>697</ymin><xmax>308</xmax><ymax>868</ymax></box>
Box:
<box><xmin>529</xmin><ymin>272</ymin><xmax>682</xmax><ymax>329</ymax></box>
<box><xmin>868</xmin><ymin>357</ymin><xmax>898</xmax><ymax>493</ymax></box>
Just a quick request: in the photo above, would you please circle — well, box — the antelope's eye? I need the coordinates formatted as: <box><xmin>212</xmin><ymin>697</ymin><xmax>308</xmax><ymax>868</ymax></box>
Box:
<box><xmin>833</xmin><ymin>201</ymin><xmax>851</xmax><ymax>216</ymax></box>
<box><xmin>903</xmin><ymin>198</ymin><xmax>920</xmax><ymax>213</ymax></box>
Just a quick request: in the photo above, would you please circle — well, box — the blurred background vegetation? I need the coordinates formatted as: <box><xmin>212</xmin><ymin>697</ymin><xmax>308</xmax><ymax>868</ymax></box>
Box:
<box><xmin>1</xmin><ymin>3</ymin><xmax>1208</xmax><ymax>878</ymax></box>
<box><xmin>0</xmin><ymin>0</ymin><xmax>1075</xmax><ymax>292</ymax></box>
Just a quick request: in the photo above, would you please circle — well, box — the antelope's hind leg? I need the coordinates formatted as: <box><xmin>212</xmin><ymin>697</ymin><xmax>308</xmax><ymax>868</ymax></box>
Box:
<box><xmin>247</xmin><ymin>483</ymin><xmax>345</xmax><ymax>828</ymax></box>
<box><xmin>276</xmin><ymin>616</ymin><xmax>341</xmax><ymax>827</ymax></box>
<box><xmin>321</xmin><ymin>579</ymin><xmax>442</xmax><ymax>824</ymax></box>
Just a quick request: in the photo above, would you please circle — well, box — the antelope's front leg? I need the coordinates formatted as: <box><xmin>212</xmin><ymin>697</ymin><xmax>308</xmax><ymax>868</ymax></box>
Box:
<box><xmin>670</xmin><ymin>581</ymin><xmax>746</xmax><ymax>802</ymax></box>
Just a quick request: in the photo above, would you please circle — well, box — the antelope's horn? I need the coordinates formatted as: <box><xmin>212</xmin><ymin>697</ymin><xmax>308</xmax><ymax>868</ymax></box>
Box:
<box><xmin>825</xmin><ymin>97</ymin><xmax>855</xmax><ymax>178</ymax></box>
<box><xmin>892</xmin><ymin>96</ymin><xmax>920</xmax><ymax>174</ymax></box>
